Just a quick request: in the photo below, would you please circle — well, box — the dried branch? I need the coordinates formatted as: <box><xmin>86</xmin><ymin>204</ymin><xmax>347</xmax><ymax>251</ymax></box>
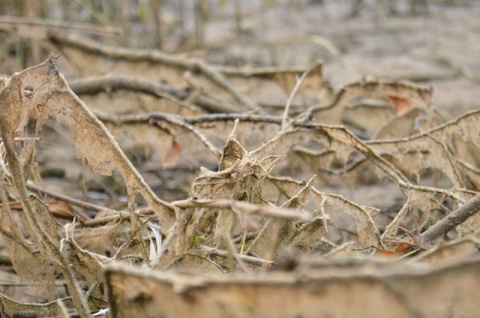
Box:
<box><xmin>310</xmin><ymin>79</ymin><xmax>432</xmax><ymax>124</ymax></box>
<box><xmin>196</xmin><ymin>246</ymin><xmax>274</xmax><ymax>266</ymax></box>
<box><xmin>50</xmin><ymin>32</ymin><xmax>259</xmax><ymax>112</ymax></box>
<box><xmin>218</xmin><ymin>62</ymin><xmax>322</xmax><ymax>77</ymax></box>
<box><xmin>69</xmin><ymin>74</ymin><xmax>184</xmax><ymax>96</ymax></box>
<box><xmin>96</xmin><ymin>112</ymin><xmax>222</xmax><ymax>158</ymax></box>
<box><xmin>0</xmin><ymin>16</ymin><xmax>121</xmax><ymax>36</ymax></box>
<box><xmin>195</xmin><ymin>61</ymin><xmax>259</xmax><ymax>112</ymax></box>
<box><xmin>26</xmin><ymin>181</ymin><xmax>113</xmax><ymax>214</ymax></box>
<box><xmin>80</xmin><ymin>207</ymin><xmax>153</xmax><ymax>227</ymax></box>
<box><xmin>281</xmin><ymin>67</ymin><xmax>312</xmax><ymax>130</ymax></box>
<box><xmin>0</xmin><ymin>293</ymin><xmax>71</xmax><ymax>317</ymax></box>
<box><xmin>420</xmin><ymin>194</ymin><xmax>480</xmax><ymax>249</ymax></box>
<box><xmin>172</xmin><ymin>198</ymin><xmax>310</xmax><ymax>221</ymax></box>
<box><xmin>69</xmin><ymin>75</ymin><xmax>240</xmax><ymax>113</ymax></box>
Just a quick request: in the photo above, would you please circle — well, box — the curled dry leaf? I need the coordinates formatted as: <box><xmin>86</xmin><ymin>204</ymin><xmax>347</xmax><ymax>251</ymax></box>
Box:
<box><xmin>311</xmin><ymin>79</ymin><xmax>432</xmax><ymax>126</ymax></box>
<box><xmin>0</xmin><ymin>55</ymin><xmax>174</xmax><ymax>226</ymax></box>
<box><xmin>0</xmin><ymin>55</ymin><xmax>175</xmax><ymax>315</ymax></box>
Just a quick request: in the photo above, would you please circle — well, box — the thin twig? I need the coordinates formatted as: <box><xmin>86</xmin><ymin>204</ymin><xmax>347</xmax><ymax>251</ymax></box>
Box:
<box><xmin>172</xmin><ymin>198</ymin><xmax>310</xmax><ymax>221</ymax></box>
<box><xmin>197</xmin><ymin>246</ymin><xmax>273</xmax><ymax>266</ymax></box>
<box><xmin>50</xmin><ymin>32</ymin><xmax>259</xmax><ymax>112</ymax></box>
<box><xmin>80</xmin><ymin>208</ymin><xmax>154</xmax><ymax>227</ymax></box>
<box><xmin>0</xmin><ymin>293</ymin><xmax>72</xmax><ymax>310</ymax></box>
<box><xmin>196</xmin><ymin>61</ymin><xmax>260</xmax><ymax>112</ymax></box>
<box><xmin>0</xmin><ymin>137</ymin><xmax>42</xmax><ymax>142</ymax></box>
<box><xmin>95</xmin><ymin>112</ymin><xmax>223</xmax><ymax>158</ymax></box>
<box><xmin>420</xmin><ymin>194</ymin><xmax>480</xmax><ymax>249</ymax></box>
<box><xmin>281</xmin><ymin>68</ymin><xmax>311</xmax><ymax>130</ymax></box>
<box><xmin>0</xmin><ymin>16</ymin><xmax>121</xmax><ymax>36</ymax></box>
<box><xmin>26</xmin><ymin>182</ymin><xmax>113</xmax><ymax>215</ymax></box>
<box><xmin>68</xmin><ymin>75</ymin><xmax>184</xmax><ymax>97</ymax></box>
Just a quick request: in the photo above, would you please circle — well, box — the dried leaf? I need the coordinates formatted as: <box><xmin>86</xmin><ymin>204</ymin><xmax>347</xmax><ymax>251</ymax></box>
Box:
<box><xmin>163</xmin><ymin>140</ymin><xmax>182</xmax><ymax>168</ymax></box>
<box><xmin>105</xmin><ymin>259</ymin><xmax>480</xmax><ymax>317</ymax></box>
<box><xmin>386</xmin><ymin>94</ymin><xmax>416</xmax><ymax>116</ymax></box>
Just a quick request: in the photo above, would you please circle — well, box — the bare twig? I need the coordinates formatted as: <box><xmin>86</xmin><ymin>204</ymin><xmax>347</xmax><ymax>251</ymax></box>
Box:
<box><xmin>197</xmin><ymin>246</ymin><xmax>273</xmax><ymax>267</ymax></box>
<box><xmin>172</xmin><ymin>198</ymin><xmax>310</xmax><ymax>221</ymax></box>
<box><xmin>69</xmin><ymin>75</ymin><xmax>185</xmax><ymax>97</ymax></box>
<box><xmin>0</xmin><ymin>16</ymin><xmax>121</xmax><ymax>36</ymax></box>
<box><xmin>420</xmin><ymin>194</ymin><xmax>480</xmax><ymax>249</ymax></box>
<box><xmin>80</xmin><ymin>207</ymin><xmax>154</xmax><ymax>227</ymax></box>
<box><xmin>281</xmin><ymin>67</ymin><xmax>312</xmax><ymax>130</ymax></box>
<box><xmin>26</xmin><ymin>181</ymin><xmax>113</xmax><ymax>215</ymax></box>
<box><xmin>95</xmin><ymin>112</ymin><xmax>222</xmax><ymax>158</ymax></box>
<box><xmin>50</xmin><ymin>32</ymin><xmax>259</xmax><ymax>112</ymax></box>
<box><xmin>70</xmin><ymin>75</ymin><xmax>239</xmax><ymax>113</ymax></box>
<box><xmin>382</xmin><ymin>191</ymin><xmax>412</xmax><ymax>239</ymax></box>
<box><xmin>195</xmin><ymin>61</ymin><xmax>260</xmax><ymax>112</ymax></box>
<box><xmin>0</xmin><ymin>293</ymin><xmax>72</xmax><ymax>315</ymax></box>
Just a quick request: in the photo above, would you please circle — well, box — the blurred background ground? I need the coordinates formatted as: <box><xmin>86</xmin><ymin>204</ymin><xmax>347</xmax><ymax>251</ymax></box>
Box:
<box><xmin>2</xmin><ymin>0</ymin><xmax>479</xmax><ymax>116</ymax></box>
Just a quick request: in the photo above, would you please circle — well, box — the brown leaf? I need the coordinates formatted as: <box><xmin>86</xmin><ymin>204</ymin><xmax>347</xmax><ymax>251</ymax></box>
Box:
<box><xmin>6</xmin><ymin>201</ymin><xmax>24</xmax><ymax>210</ymax></box>
<box><xmin>6</xmin><ymin>201</ymin><xmax>77</xmax><ymax>222</ymax></box>
<box><xmin>47</xmin><ymin>201</ymin><xmax>77</xmax><ymax>221</ymax></box>
<box><xmin>163</xmin><ymin>140</ymin><xmax>182</xmax><ymax>168</ymax></box>
<box><xmin>386</xmin><ymin>94</ymin><xmax>415</xmax><ymax>116</ymax></box>
<box><xmin>375</xmin><ymin>244</ymin><xmax>411</xmax><ymax>257</ymax></box>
